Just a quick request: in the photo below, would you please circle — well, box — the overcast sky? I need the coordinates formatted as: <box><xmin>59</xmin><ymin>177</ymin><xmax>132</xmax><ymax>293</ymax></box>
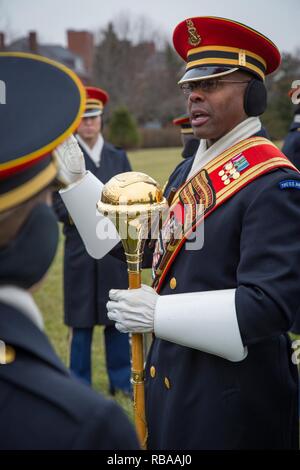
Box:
<box><xmin>1</xmin><ymin>0</ymin><xmax>299</xmax><ymax>54</ymax></box>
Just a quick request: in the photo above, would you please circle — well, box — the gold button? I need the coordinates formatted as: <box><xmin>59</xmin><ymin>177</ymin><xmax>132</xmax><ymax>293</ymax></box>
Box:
<box><xmin>170</xmin><ymin>277</ymin><xmax>177</xmax><ymax>289</ymax></box>
<box><xmin>0</xmin><ymin>341</ymin><xmax>16</xmax><ymax>365</ymax></box>
<box><xmin>164</xmin><ymin>377</ymin><xmax>171</xmax><ymax>389</ymax></box>
<box><xmin>150</xmin><ymin>366</ymin><xmax>156</xmax><ymax>378</ymax></box>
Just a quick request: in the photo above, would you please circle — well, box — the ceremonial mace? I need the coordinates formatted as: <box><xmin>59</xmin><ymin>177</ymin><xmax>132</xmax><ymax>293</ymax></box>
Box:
<box><xmin>97</xmin><ymin>172</ymin><xmax>167</xmax><ymax>448</ymax></box>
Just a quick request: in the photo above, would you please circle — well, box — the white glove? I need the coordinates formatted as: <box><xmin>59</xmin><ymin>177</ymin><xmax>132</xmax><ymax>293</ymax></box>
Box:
<box><xmin>52</xmin><ymin>134</ymin><xmax>86</xmax><ymax>186</ymax></box>
<box><xmin>107</xmin><ymin>284</ymin><xmax>159</xmax><ymax>333</ymax></box>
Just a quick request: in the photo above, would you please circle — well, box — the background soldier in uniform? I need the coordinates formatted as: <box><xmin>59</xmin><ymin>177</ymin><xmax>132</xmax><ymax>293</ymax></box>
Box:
<box><xmin>53</xmin><ymin>87</ymin><xmax>132</xmax><ymax>396</ymax></box>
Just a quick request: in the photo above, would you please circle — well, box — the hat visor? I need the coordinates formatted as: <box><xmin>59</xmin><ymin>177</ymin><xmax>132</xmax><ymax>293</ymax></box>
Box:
<box><xmin>178</xmin><ymin>66</ymin><xmax>239</xmax><ymax>84</ymax></box>
<box><xmin>83</xmin><ymin>109</ymin><xmax>103</xmax><ymax>118</ymax></box>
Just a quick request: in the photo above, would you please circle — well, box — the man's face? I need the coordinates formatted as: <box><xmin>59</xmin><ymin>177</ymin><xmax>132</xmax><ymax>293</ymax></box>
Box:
<box><xmin>77</xmin><ymin>115</ymin><xmax>101</xmax><ymax>141</ymax></box>
<box><xmin>184</xmin><ymin>71</ymin><xmax>250</xmax><ymax>142</ymax></box>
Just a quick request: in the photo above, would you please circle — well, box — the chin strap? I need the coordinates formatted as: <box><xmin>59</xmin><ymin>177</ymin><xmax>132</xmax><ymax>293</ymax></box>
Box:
<box><xmin>0</xmin><ymin>204</ymin><xmax>59</xmax><ymax>290</ymax></box>
<box><xmin>59</xmin><ymin>171</ymin><xmax>120</xmax><ymax>259</ymax></box>
<box><xmin>154</xmin><ymin>289</ymin><xmax>247</xmax><ymax>362</ymax></box>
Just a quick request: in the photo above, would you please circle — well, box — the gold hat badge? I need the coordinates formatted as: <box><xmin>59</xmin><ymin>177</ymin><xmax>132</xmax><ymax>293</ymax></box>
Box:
<box><xmin>186</xmin><ymin>19</ymin><xmax>201</xmax><ymax>47</ymax></box>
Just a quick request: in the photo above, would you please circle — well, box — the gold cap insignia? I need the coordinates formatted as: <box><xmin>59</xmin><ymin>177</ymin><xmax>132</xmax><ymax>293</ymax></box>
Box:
<box><xmin>186</xmin><ymin>19</ymin><xmax>201</xmax><ymax>47</ymax></box>
<box><xmin>238</xmin><ymin>49</ymin><xmax>246</xmax><ymax>66</ymax></box>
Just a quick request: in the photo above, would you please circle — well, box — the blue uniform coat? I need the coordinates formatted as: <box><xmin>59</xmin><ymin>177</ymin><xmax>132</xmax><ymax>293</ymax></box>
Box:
<box><xmin>144</xmin><ymin>133</ymin><xmax>300</xmax><ymax>449</ymax></box>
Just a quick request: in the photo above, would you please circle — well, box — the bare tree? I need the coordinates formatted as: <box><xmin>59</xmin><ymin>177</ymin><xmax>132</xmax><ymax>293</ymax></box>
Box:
<box><xmin>112</xmin><ymin>11</ymin><xmax>165</xmax><ymax>47</ymax></box>
<box><xmin>93</xmin><ymin>13</ymin><xmax>186</xmax><ymax>127</ymax></box>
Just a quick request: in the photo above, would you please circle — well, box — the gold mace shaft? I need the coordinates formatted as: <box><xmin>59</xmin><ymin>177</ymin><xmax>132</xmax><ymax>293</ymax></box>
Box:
<box><xmin>97</xmin><ymin>171</ymin><xmax>167</xmax><ymax>449</ymax></box>
<box><xmin>128</xmin><ymin>271</ymin><xmax>147</xmax><ymax>449</ymax></box>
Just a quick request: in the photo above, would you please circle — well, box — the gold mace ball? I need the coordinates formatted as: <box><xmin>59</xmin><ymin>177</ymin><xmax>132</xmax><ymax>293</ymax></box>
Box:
<box><xmin>97</xmin><ymin>172</ymin><xmax>167</xmax><ymax>217</ymax></box>
<box><xmin>100</xmin><ymin>172</ymin><xmax>163</xmax><ymax>206</ymax></box>
<box><xmin>96</xmin><ymin>173</ymin><xmax>167</xmax><ymax>274</ymax></box>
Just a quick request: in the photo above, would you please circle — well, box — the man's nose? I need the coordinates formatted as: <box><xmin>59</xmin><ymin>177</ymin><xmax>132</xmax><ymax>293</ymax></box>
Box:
<box><xmin>188</xmin><ymin>90</ymin><xmax>205</xmax><ymax>107</ymax></box>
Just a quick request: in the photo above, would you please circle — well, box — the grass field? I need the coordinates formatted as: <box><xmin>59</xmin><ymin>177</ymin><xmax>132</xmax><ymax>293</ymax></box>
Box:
<box><xmin>34</xmin><ymin>147</ymin><xmax>183</xmax><ymax>420</ymax></box>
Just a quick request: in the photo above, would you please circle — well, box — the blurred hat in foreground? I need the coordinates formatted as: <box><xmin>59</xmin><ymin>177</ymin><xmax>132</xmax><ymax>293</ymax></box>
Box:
<box><xmin>0</xmin><ymin>52</ymin><xmax>85</xmax><ymax>213</ymax></box>
<box><xmin>83</xmin><ymin>86</ymin><xmax>109</xmax><ymax>117</ymax></box>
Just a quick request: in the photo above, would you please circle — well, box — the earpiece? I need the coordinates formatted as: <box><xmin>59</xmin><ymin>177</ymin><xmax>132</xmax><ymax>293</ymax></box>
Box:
<box><xmin>244</xmin><ymin>79</ymin><xmax>267</xmax><ymax>116</ymax></box>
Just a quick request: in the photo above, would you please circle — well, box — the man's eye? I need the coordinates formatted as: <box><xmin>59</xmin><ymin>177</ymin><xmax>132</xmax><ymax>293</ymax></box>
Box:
<box><xmin>203</xmin><ymin>81</ymin><xmax>215</xmax><ymax>89</ymax></box>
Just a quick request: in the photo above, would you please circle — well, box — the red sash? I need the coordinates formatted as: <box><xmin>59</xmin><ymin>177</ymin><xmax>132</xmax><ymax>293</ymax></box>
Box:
<box><xmin>152</xmin><ymin>137</ymin><xmax>297</xmax><ymax>293</ymax></box>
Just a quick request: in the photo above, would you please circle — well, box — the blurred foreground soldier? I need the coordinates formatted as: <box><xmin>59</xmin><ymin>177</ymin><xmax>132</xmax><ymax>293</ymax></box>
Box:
<box><xmin>53</xmin><ymin>87</ymin><xmax>132</xmax><ymax>395</ymax></box>
<box><xmin>282</xmin><ymin>104</ymin><xmax>300</xmax><ymax>170</ymax></box>
<box><xmin>173</xmin><ymin>113</ymin><xmax>200</xmax><ymax>158</ymax></box>
<box><xmin>58</xmin><ymin>18</ymin><xmax>300</xmax><ymax>449</ymax></box>
<box><xmin>0</xmin><ymin>53</ymin><xmax>138</xmax><ymax>450</ymax></box>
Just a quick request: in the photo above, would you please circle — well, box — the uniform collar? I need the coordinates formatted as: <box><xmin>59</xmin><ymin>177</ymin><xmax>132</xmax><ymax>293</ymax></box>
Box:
<box><xmin>0</xmin><ymin>285</ymin><xmax>43</xmax><ymax>330</ymax></box>
<box><xmin>0</xmin><ymin>300</ymin><xmax>68</xmax><ymax>375</ymax></box>
<box><xmin>188</xmin><ymin>116</ymin><xmax>262</xmax><ymax>179</ymax></box>
<box><xmin>76</xmin><ymin>133</ymin><xmax>104</xmax><ymax>167</ymax></box>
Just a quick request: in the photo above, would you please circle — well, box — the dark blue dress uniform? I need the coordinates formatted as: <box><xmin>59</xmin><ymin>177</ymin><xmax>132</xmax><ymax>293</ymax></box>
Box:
<box><xmin>52</xmin><ymin>141</ymin><xmax>132</xmax><ymax>391</ymax></box>
<box><xmin>0</xmin><ymin>52</ymin><xmax>138</xmax><ymax>450</ymax></box>
<box><xmin>282</xmin><ymin>108</ymin><xmax>300</xmax><ymax>335</ymax></box>
<box><xmin>144</xmin><ymin>134</ymin><xmax>300</xmax><ymax>450</ymax></box>
<box><xmin>0</xmin><ymin>303</ymin><xmax>138</xmax><ymax>450</ymax></box>
<box><xmin>141</xmin><ymin>16</ymin><xmax>300</xmax><ymax>449</ymax></box>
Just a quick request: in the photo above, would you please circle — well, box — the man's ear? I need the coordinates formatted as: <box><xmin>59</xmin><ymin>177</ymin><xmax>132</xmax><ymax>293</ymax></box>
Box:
<box><xmin>244</xmin><ymin>79</ymin><xmax>267</xmax><ymax>116</ymax></box>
